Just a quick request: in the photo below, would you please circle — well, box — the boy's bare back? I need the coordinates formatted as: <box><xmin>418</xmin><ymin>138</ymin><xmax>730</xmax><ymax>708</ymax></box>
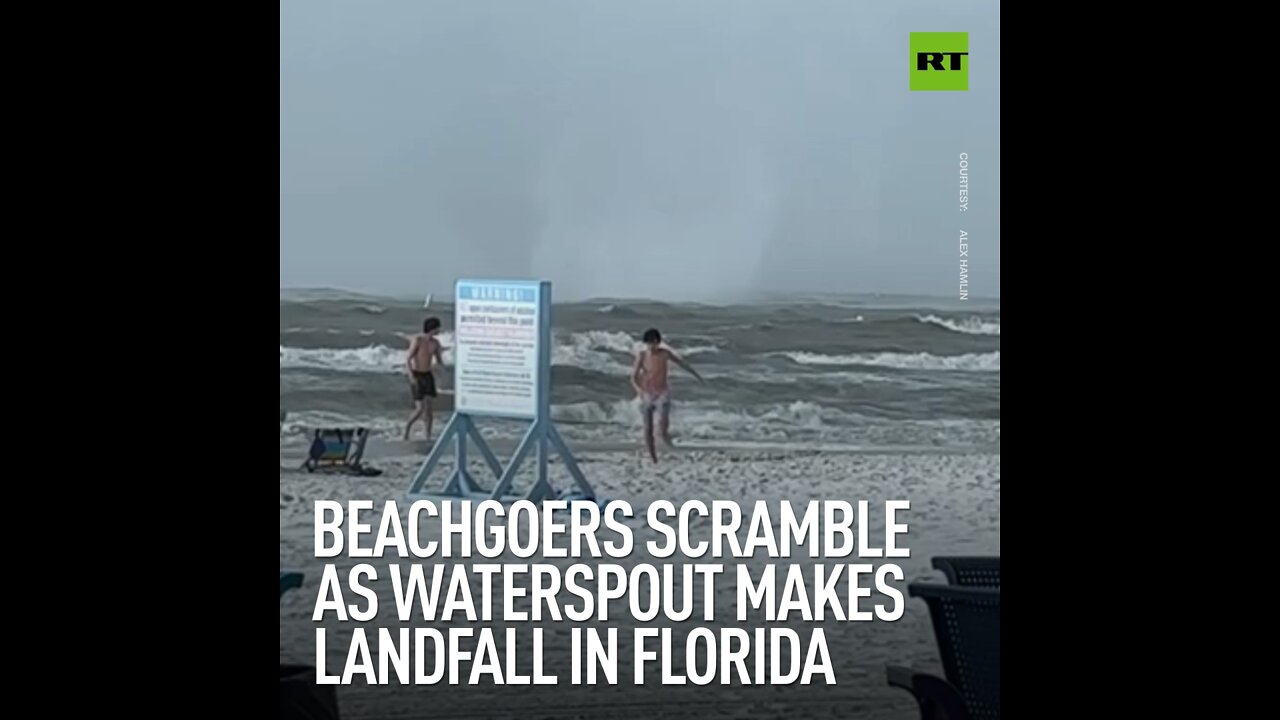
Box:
<box><xmin>408</xmin><ymin>335</ymin><xmax>439</xmax><ymax>373</ymax></box>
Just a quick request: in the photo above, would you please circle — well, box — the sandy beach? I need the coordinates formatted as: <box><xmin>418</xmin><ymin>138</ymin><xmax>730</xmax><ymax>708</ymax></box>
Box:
<box><xmin>280</xmin><ymin>444</ymin><xmax>999</xmax><ymax>719</ymax></box>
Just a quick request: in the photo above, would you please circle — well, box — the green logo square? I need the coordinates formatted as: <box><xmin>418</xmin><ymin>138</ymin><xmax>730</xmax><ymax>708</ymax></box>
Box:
<box><xmin>910</xmin><ymin>32</ymin><xmax>969</xmax><ymax>91</ymax></box>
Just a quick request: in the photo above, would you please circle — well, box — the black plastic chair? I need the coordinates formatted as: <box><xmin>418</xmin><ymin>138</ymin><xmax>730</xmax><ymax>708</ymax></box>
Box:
<box><xmin>281</xmin><ymin>664</ymin><xmax>340</xmax><ymax>720</ymax></box>
<box><xmin>888</xmin><ymin>583</ymin><xmax>1000</xmax><ymax>720</ymax></box>
<box><xmin>280</xmin><ymin>572</ymin><xmax>304</xmax><ymax>599</ymax></box>
<box><xmin>933</xmin><ymin>556</ymin><xmax>1000</xmax><ymax>588</ymax></box>
<box><xmin>280</xmin><ymin>572</ymin><xmax>340</xmax><ymax>718</ymax></box>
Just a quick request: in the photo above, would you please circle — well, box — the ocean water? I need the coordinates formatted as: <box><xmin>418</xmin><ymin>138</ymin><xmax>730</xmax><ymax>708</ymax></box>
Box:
<box><xmin>279</xmin><ymin>290</ymin><xmax>1000</xmax><ymax>450</ymax></box>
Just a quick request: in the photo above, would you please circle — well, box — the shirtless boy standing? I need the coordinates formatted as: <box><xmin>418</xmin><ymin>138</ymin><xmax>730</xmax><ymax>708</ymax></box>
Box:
<box><xmin>631</xmin><ymin>328</ymin><xmax>704</xmax><ymax>463</ymax></box>
<box><xmin>404</xmin><ymin>317</ymin><xmax>444</xmax><ymax>442</ymax></box>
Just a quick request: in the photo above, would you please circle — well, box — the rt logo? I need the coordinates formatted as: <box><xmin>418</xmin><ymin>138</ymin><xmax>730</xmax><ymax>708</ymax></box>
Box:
<box><xmin>910</xmin><ymin>32</ymin><xmax>968</xmax><ymax>91</ymax></box>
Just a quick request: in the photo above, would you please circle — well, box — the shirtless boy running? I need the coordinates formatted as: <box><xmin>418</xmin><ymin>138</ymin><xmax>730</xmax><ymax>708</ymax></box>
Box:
<box><xmin>631</xmin><ymin>328</ymin><xmax>704</xmax><ymax>463</ymax></box>
<box><xmin>404</xmin><ymin>317</ymin><xmax>444</xmax><ymax>442</ymax></box>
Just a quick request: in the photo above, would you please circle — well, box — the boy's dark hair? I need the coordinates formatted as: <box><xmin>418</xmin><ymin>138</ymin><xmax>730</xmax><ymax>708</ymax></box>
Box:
<box><xmin>642</xmin><ymin>328</ymin><xmax>661</xmax><ymax>344</ymax></box>
<box><xmin>423</xmin><ymin>317</ymin><xmax>442</xmax><ymax>333</ymax></box>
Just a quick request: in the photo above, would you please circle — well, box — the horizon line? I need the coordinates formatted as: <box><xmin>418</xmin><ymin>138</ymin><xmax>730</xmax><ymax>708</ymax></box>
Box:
<box><xmin>279</xmin><ymin>284</ymin><xmax>1001</xmax><ymax>304</ymax></box>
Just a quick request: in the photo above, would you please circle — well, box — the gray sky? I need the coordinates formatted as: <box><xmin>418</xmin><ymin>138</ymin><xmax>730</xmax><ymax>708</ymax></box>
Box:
<box><xmin>281</xmin><ymin>0</ymin><xmax>1000</xmax><ymax>301</ymax></box>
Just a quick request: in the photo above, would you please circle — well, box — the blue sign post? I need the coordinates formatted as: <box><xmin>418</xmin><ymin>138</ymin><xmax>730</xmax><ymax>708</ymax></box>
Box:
<box><xmin>406</xmin><ymin>279</ymin><xmax>593</xmax><ymax>502</ymax></box>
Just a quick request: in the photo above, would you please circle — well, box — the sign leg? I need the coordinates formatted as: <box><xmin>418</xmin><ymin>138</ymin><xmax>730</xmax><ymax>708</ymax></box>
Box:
<box><xmin>466</xmin><ymin>422</ymin><xmax>504</xmax><ymax>480</ymax></box>
<box><xmin>549</xmin><ymin>423</ymin><xmax>594</xmax><ymax>497</ymax></box>
<box><xmin>524</xmin><ymin>426</ymin><xmax>554</xmax><ymax>502</ymax></box>
<box><xmin>407</xmin><ymin>413</ymin><xmax>462</xmax><ymax>497</ymax></box>
<box><xmin>490</xmin><ymin>422</ymin><xmax>539</xmax><ymax>500</ymax></box>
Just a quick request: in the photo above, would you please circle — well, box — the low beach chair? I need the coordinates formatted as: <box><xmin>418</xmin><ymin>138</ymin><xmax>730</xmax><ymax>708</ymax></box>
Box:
<box><xmin>280</xmin><ymin>572</ymin><xmax>304</xmax><ymax>599</ymax></box>
<box><xmin>887</xmin><ymin>583</ymin><xmax>1000</xmax><ymax>720</ymax></box>
<box><xmin>933</xmin><ymin>556</ymin><xmax>1000</xmax><ymax>588</ymax></box>
<box><xmin>302</xmin><ymin>428</ymin><xmax>382</xmax><ymax>476</ymax></box>
<box><xmin>281</xmin><ymin>664</ymin><xmax>341</xmax><ymax>720</ymax></box>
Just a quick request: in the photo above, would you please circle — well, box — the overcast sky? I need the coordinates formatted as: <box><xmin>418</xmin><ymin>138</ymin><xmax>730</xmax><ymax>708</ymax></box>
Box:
<box><xmin>281</xmin><ymin>0</ymin><xmax>999</xmax><ymax>301</ymax></box>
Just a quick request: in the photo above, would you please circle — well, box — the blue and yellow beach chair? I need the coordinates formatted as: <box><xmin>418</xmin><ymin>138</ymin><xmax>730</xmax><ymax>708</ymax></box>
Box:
<box><xmin>302</xmin><ymin>428</ymin><xmax>382</xmax><ymax>476</ymax></box>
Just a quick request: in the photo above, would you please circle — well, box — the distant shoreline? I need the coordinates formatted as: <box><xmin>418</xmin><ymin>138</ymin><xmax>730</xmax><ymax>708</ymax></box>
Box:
<box><xmin>280</xmin><ymin>286</ymin><xmax>1003</xmax><ymax>306</ymax></box>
